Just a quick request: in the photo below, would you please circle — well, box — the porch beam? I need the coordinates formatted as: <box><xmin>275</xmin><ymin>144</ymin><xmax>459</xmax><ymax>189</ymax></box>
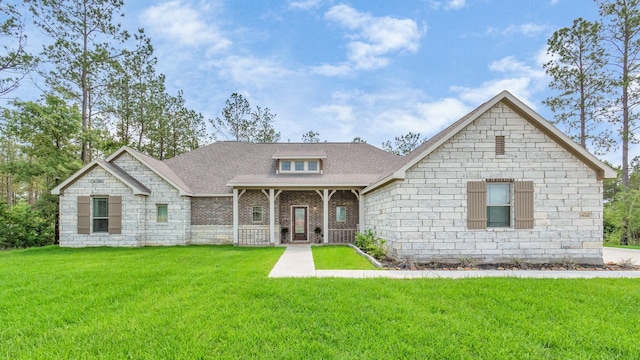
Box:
<box><xmin>233</xmin><ymin>188</ymin><xmax>239</xmax><ymax>245</ymax></box>
<box><xmin>323</xmin><ymin>189</ymin><xmax>329</xmax><ymax>244</ymax></box>
<box><xmin>269</xmin><ymin>188</ymin><xmax>276</xmax><ymax>245</ymax></box>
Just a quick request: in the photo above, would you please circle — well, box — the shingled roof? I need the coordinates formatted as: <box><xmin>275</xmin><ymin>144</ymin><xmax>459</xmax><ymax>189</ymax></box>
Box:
<box><xmin>164</xmin><ymin>142</ymin><xmax>400</xmax><ymax>195</ymax></box>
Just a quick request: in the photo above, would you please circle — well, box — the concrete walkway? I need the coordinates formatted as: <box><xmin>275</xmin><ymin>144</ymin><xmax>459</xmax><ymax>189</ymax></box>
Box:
<box><xmin>269</xmin><ymin>244</ymin><xmax>640</xmax><ymax>279</ymax></box>
<box><xmin>603</xmin><ymin>247</ymin><xmax>640</xmax><ymax>264</ymax></box>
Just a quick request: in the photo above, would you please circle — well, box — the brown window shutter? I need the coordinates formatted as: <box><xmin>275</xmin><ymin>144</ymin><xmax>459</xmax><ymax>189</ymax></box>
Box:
<box><xmin>108</xmin><ymin>196</ymin><xmax>122</xmax><ymax>234</ymax></box>
<box><xmin>77</xmin><ymin>196</ymin><xmax>90</xmax><ymax>234</ymax></box>
<box><xmin>514</xmin><ymin>181</ymin><xmax>534</xmax><ymax>229</ymax></box>
<box><xmin>495</xmin><ymin>136</ymin><xmax>505</xmax><ymax>155</ymax></box>
<box><xmin>467</xmin><ymin>181</ymin><xmax>487</xmax><ymax>229</ymax></box>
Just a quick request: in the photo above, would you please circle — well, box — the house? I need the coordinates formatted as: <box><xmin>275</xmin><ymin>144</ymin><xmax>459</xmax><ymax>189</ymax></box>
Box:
<box><xmin>52</xmin><ymin>91</ymin><xmax>616</xmax><ymax>264</ymax></box>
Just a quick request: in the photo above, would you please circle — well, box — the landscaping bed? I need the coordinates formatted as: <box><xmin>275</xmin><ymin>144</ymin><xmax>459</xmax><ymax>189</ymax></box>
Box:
<box><xmin>379</xmin><ymin>259</ymin><xmax>640</xmax><ymax>271</ymax></box>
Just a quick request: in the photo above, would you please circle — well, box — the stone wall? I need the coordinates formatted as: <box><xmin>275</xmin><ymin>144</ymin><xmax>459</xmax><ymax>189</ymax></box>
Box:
<box><xmin>113</xmin><ymin>153</ymin><xmax>190</xmax><ymax>246</ymax></box>
<box><xmin>58</xmin><ymin>152</ymin><xmax>191</xmax><ymax>247</ymax></box>
<box><xmin>58</xmin><ymin>166</ymin><xmax>145</xmax><ymax>247</ymax></box>
<box><xmin>364</xmin><ymin>102</ymin><xmax>604</xmax><ymax>264</ymax></box>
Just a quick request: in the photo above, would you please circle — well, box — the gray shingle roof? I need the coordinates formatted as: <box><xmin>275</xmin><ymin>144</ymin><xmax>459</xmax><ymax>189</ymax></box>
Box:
<box><xmin>164</xmin><ymin>142</ymin><xmax>401</xmax><ymax>194</ymax></box>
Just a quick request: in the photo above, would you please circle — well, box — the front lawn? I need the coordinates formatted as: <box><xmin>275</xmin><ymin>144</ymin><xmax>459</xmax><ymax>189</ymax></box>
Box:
<box><xmin>604</xmin><ymin>243</ymin><xmax>640</xmax><ymax>250</ymax></box>
<box><xmin>312</xmin><ymin>245</ymin><xmax>377</xmax><ymax>270</ymax></box>
<box><xmin>1</xmin><ymin>246</ymin><xmax>640</xmax><ymax>359</ymax></box>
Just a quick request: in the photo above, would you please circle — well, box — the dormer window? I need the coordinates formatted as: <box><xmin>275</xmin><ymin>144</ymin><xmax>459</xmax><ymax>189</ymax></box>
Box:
<box><xmin>273</xmin><ymin>150</ymin><xmax>326</xmax><ymax>174</ymax></box>
<box><xmin>279</xmin><ymin>160</ymin><xmax>321</xmax><ymax>173</ymax></box>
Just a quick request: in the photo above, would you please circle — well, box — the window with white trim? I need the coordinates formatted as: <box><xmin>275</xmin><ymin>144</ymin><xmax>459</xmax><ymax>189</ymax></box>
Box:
<box><xmin>336</xmin><ymin>206</ymin><xmax>346</xmax><ymax>223</ymax></box>
<box><xmin>486</xmin><ymin>183</ymin><xmax>511</xmax><ymax>227</ymax></box>
<box><xmin>252</xmin><ymin>206</ymin><xmax>264</xmax><ymax>222</ymax></box>
<box><xmin>92</xmin><ymin>197</ymin><xmax>109</xmax><ymax>232</ymax></box>
<box><xmin>278</xmin><ymin>160</ymin><xmax>321</xmax><ymax>173</ymax></box>
<box><xmin>157</xmin><ymin>204</ymin><xmax>168</xmax><ymax>223</ymax></box>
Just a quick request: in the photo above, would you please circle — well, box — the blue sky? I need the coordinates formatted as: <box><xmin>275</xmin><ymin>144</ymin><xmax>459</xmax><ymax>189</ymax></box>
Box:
<box><xmin>19</xmin><ymin>1</ymin><xmax>617</xmax><ymax>160</ymax></box>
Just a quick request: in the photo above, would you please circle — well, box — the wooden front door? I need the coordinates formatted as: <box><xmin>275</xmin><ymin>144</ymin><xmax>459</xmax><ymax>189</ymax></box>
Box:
<box><xmin>292</xmin><ymin>207</ymin><xmax>307</xmax><ymax>241</ymax></box>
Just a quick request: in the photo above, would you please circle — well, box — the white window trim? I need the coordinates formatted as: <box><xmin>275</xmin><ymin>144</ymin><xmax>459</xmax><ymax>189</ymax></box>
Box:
<box><xmin>278</xmin><ymin>159</ymin><xmax>321</xmax><ymax>173</ymax></box>
<box><xmin>157</xmin><ymin>203</ymin><xmax>168</xmax><ymax>223</ymax></box>
<box><xmin>92</xmin><ymin>196</ymin><xmax>109</xmax><ymax>233</ymax></box>
<box><xmin>336</xmin><ymin>205</ymin><xmax>347</xmax><ymax>223</ymax></box>
<box><xmin>486</xmin><ymin>183</ymin><xmax>512</xmax><ymax>228</ymax></box>
<box><xmin>252</xmin><ymin>206</ymin><xmax>264</xmax><ymax>223</ymax></box>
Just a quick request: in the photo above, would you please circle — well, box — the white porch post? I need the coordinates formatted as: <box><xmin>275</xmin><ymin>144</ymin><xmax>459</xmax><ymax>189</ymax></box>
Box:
<box><xmin>323</xmin><ymin>189</ymin><xmax>329</xmax><ymax>244</ymax></box>
<box><xmin>358</xmin><ymin>192</ymin><xmax>365</xmax><ymax>232</ymax></box>
<box><xmin>269</xmin><ymin>188</ymin><xmax>275</xmax><ymax>244</ymax></box>
<box><xmin>233</xmin><ymin>188</ymin><xmax>239</xmax><ymax>245</ymax></box>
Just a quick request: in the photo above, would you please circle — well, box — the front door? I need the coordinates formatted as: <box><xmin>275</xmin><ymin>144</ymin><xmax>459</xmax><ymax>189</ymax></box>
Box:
<box><xmin>292</xmin><ymin>207</ymin><xmax>307</xmax><ymax>241</ymax></box>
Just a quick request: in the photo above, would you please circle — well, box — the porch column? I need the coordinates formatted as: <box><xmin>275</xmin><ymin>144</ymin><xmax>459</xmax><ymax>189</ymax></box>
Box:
<box><xmin>358</xmin><ymin>192</ymin><xmax>365</xmax><ymax>232</ymax></box>
<box><xmin>323</xmin><ymin>189</ymin><xmax>329</xmax><ymax>244</ymax></box>
<box><xmin>269</xmin><ymin>188</ymin><xmax>275</xmax><ymax>245</ymax></box>
<box><xmin>233</xmin><ymin>188</ymin><xmax>239</xmax><ymax>245</ymax></box>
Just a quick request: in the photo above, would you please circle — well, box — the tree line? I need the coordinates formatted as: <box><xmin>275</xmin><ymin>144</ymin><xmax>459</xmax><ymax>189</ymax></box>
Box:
<box><xmin>3</xmin><ymin>0</ymin><xmax>638</xmax><ymax>248</ymax></box>
<box><xmin>543</xmin><ymin>0</ymin><xmax>640</xmax><ymax>244</ymax></box>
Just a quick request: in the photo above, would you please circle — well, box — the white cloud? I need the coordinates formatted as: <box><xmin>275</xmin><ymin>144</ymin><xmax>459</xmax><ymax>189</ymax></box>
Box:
<box><xmin>140</xmin><ymin>1</ymin><xmax>231</xmax><ymax>52</ymax></box>
<box><xmin>288</xmin><ymin>0</ymin><xmax>323</xmax><ymax>10</ymax></box>
<box><xmin>486</xmin><ymin>23</ymin><xmax>549</xmax><ymax>37</ymax></box>
<box><xmin>429</xmin><ymin>0</ymin><xmax>467</xmax><ymax>10</ymax></box>
<box><xmin>209</xmin><ymin>56</ymin><xmax>295</xmax><ymax>87</ymax></box>
<box><xmin>314</xmin><ymin>4</ymin><xmax>421</xmax><ymax>75</ymax></box>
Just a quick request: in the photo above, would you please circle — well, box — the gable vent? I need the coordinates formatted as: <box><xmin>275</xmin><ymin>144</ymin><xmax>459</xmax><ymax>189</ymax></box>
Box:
<box><xmin>495</xmin><ymin>136</ymin><xmax>505</xmax><ymax>155</ymax></box>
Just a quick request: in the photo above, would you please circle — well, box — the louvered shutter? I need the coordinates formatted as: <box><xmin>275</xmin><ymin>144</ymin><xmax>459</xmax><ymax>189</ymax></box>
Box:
<box><xmin>77</xmin><ymin>196</ymin><xmax>90</xmax><ymax>234</ymax></box>
<box><xmin>467</xmin><ymin>181</ymin><xmax>487</xmax><ymax>229</ymax></box>
<box><xmin>108</xmin><ymin>196</ymin><xmax>122</xmax><ymax>234</ymax></box>
<box><xmin>514</xmin><ymin>181</ymin><xmax>534</xmax><ymax>229</ymax></box>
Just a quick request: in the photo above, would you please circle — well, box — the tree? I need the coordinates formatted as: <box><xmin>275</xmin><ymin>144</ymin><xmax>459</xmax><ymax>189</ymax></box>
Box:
<box><xmin>352</xmin><ymin>137</ymin><xmax>367</xmax><ymax>143</ymax></box>
<box><xmin>29</xmin><ymin>0</ymin><xmax>130</xmax><ymax>164</ymax></box>
<box><xmin>0</xmin><ymin>2</ymin><xmax>36</xmax><ymax>96</ymax></box>
<box><xmin>301</xmin><ymin>130</ymin><xmax>321</xmax><ymax>143</ymax></box>
<box><xmin>213</xmin><ymin>93</ymin><xmax>252</xmax><ymax>141</ymax></box>
<box><xmin>599</xmin><ymin>0</ymin><xmax>640</xmax><ymax>186</ymax></box>
<box><xmin>212</xmin><ymin>93</ymin><xmax>280</xmax><ymax>142</ymax></box>
<box><xmin>543</xmin><ymin>18</ymin><xmax>610</xmax><ymax>152</ymax></box>
<box><xmin>382</xmin><ymin>132</ymin><xmax>425</xmax><ymax>155</ymax></box>
<box><xmin>252</xmin><ymin>106</ymin><xmax>280</xmax><ymax>143</ymax></box>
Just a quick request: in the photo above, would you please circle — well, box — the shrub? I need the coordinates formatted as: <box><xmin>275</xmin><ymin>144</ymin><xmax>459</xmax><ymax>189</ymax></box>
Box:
<box><xmin>0</xmin><ymin>202</ymin><xmax>54</xmax><ymax>249</ymax></box>
<box><xmin>355</xmin><ymin>229</ymin><xmax>386</xmax><ymax>260</ymax></box>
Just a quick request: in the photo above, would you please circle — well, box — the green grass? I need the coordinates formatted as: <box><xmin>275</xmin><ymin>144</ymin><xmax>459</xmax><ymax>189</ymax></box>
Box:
<box><xmin>604</xmin><ymin>243</ymin><xmax>640</xmax><ymax>250</ymax></box>
<box><xmin>2</xmin><ymin>245</ymin><xmax>640</xmax><ymax>359</ymax></box>
<box><xmin>312</xmin><ymin>245</ymin><xmax>377</xmax><ymax>270</ymax></box>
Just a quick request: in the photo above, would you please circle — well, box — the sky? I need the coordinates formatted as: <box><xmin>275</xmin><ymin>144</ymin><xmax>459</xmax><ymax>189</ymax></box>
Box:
<box><xmin>14</xmin><ymin>0</ymin><xmax>623</xmax><ymax>162</ymax></box>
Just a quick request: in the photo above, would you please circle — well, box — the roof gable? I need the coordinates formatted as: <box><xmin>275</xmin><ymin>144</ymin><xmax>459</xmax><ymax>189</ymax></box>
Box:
<box><xmin>363</xmin><ymin>90</ymin><xmax>616</xmax><ymax>194</ymax></box>
<box><xmin>51</xmin><ymin>159</ymin><xmax>151</xmax><ymax>196</ymax></box>
<box><xmin>106</xmin><ymin>147</ymin><xmax>192</xmax><ymax>196</ymax></box>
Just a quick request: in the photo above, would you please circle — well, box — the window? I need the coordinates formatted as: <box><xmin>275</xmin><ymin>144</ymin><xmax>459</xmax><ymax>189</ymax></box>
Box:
<box><xmin>468</xmin><ymin>181</ymin><xmax>534</xmax><ymax>230</ymax></box>
<box><xmin>308</xmin><ymin>161</ymin><xmax>318</xmax><ymax>171</ymax></box>
<box><xmin>92</xmin><ymin>197</ymin><xmax>109</xmax><ymax>232</ymax></box>
<box><xmin>281</xmin><ymin>161</ymin><xmax>291</xmax><ymax>171</ymax></box>
<box><xmin>495</xmin><ymin>136</ymin><xmax>505</xmax><ymax>155</ymax></box>
<box><xmin>336</xmin><ymin>206</ymin><xmax>346</xmax><ymax>222</ymax></box>
<box><xmin>157</xmin><ymin>204</ymin><xmax>168</xmax><ymax>223</ymax></box>
<box><xmin>295</xmin><ymin>161</ymin><xmax>305</xmax><ymax>171</ymax></box>
<box><xmin>252</xmin><ymin>206</ymin><xmax>263</xmax><ymax>222</ymax></box>
<box><xmin>487</xmin><ymin>183</ymin><xmax>510</xmax><ymax>227</ymax></box>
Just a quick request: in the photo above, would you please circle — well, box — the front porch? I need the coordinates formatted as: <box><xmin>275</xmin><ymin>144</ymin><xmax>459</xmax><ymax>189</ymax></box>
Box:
<box><xmin>232</xmin><ymin>188</ymin><xmax>362</xmax><ymax>246</ymax></box>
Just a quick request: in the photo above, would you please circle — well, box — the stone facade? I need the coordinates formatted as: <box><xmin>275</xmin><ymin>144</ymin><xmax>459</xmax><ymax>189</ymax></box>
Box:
<box><xmin>59</xmin><ymin>153</ymin><xmax>191</xmax><ymax>247</ymax></box>
<box><xmin>364</xmin><ymin>102</ymin><xmax>604</xmax><ymax>264</ymax></box>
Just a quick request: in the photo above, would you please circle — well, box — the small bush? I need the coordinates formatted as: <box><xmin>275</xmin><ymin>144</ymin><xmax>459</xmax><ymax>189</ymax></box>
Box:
<box><xmin>354</xmin><ymin>229</ymin><xmax>386</xmax><ymax>260</ymax></box>
<box><xmin>0</xmin><ymin>202</ymin><xmax>54</xmax><ymax>249</ymax></box>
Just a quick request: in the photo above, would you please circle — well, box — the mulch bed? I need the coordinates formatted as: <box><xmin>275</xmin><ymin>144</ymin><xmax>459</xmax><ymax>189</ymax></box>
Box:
<box><xmin>379</xmin><ymin>259</ymin><xmax>640</xmax><ymax>271</ymax></box>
